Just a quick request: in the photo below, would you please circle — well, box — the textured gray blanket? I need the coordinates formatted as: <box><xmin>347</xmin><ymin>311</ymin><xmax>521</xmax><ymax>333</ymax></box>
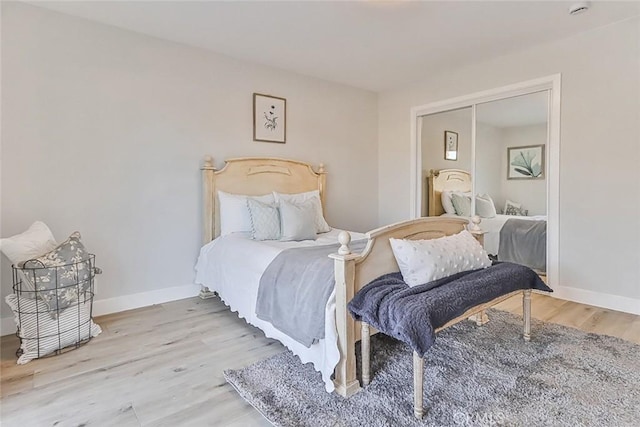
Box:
<box><xmin>499</xmin><ymin>219</ymin><xmax>546</xmax><ymax>272</ymax></box>
<box><xmin>256</xmin><ymin>239</ymin><xmax>367</xmax><ymax>347</ymax></box>
<box><xmin>348</xmin><ymin>262</ymin><xmax>552</xmax><ymax>357</ymax></box>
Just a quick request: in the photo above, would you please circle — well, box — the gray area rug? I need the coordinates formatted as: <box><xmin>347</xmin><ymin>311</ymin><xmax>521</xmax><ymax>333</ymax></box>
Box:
<box><xmin>224</xmin><ymin>310</ymin><xmax>640</xmax><ymax>426</ymax></box>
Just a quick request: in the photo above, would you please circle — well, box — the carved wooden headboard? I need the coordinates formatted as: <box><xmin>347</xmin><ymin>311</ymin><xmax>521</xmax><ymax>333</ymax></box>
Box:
<box><xmin>201</xmin><ymin>156</ymin><xmax>326</xmax><ymax>243</ymax></box>
<box><xmin>426</xmin><ymin>169</ymin><xmax>472</xmax><ymax>216</ymax></box>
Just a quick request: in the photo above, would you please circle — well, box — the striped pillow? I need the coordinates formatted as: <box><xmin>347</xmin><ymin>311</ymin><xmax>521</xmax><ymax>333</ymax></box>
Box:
<box><xmin>5</xmin><ymin>294</ymin><xmax>101</xmax><ymax>364</ymax></box>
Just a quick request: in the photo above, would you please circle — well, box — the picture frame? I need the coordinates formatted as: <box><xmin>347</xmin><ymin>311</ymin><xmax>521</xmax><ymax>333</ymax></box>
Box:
<box><xmin>507</xmin><ymin>144</ymin><xmax>545</xmax><ymax>180</ymax></box>
<box><xmin>253</xmin><ymin>93</ymin><xmax>286</xmax><ymax>143</ymax></box>
<box><xmin>444</xmin><ymin>130</ymin><xmax>458</xmax><ymax>161</ymax></box>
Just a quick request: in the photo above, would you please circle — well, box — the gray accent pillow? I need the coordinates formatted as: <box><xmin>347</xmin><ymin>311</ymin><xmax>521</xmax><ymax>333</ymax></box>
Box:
<box><xmin>451</xmin><ymin>193</ymin><xmax>472</xmax><ymax>217</ymax></box>
<box><xmin>22</xmin><ymin>232</ymin><xmax>92</xmax><ymax>317</ymax></box>
<box><xmin>247</xmin><ymin>198</ymin><xmax>281</xmax><ymax>241</ymax></box>
<box><xmin>279</xmin><ymin>199</ymin><xmax>317</xmax><ymax>241</ymax></box>
<box><xmin>505</xmin><ymin>204</ymin><xmax>528</xmax><ymax>216</ymax></box>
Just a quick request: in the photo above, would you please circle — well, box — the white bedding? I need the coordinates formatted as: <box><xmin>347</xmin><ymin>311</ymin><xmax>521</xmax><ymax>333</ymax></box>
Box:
<box><xmin>442</xmin><ymin>213</ymin><xmax>546</xmax><ymax>255</ymax></box>
<box><xmin>194</xmin><ymin>228</ymin><xmax>367</xmax><ymax>392</ymax></box>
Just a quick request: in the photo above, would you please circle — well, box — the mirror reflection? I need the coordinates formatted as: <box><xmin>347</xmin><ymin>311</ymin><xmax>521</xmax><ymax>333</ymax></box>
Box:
<box><xmin>420</xmin><ymin>92</ymin><xmax>548</xmax><ymax>274</ymax></box>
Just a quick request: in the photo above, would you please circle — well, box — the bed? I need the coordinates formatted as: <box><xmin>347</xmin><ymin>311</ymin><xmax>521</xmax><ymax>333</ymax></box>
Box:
<box><xmin>427</xmin><ymin>169</ymin><xmax>547</xmax><ymax>272</ymax></box>
<box><xmin>195</xmin><ymin>156</ymin><xmax>532</xmax><ymax>399</ymax></box>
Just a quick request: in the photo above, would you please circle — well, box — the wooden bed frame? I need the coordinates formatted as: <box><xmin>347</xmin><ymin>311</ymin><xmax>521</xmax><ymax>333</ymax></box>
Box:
<box><xmin>426</xmin><ymin>169</ymin><xmax>472</xmax><ymax>216</ymax></box>
<box><xmin>201</xmin><ymin>156</ymin><xmax>531</xmax><ymax>403</ymax></box>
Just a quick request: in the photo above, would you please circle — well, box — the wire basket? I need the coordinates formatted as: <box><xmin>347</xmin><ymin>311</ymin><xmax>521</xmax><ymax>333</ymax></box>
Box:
<box><xmin>11</xmin><ymin>254</ymin><xmax>101</xmax><ymax>360</ymax></box>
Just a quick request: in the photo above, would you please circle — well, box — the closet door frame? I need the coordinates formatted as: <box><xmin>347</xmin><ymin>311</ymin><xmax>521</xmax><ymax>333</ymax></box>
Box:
<box><xmin>409</xmin><ymin>74</ymin><xmax>561</xmax><ymax>288</ymax></box>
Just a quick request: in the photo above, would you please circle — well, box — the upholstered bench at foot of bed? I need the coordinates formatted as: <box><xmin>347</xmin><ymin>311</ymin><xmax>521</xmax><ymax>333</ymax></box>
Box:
<box><xmin>360</xmin><ymin>289</ymin><xmax>533</xmax><ymax>420</ymax></box>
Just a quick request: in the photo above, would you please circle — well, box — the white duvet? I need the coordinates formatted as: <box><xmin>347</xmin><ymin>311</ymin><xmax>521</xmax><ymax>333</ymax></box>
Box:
<box><xmin>442</xmin><ymin>213</ymin><xmax>546</xmax><ymax>255</ymax></box>
<box><xmin>194</xmin><ymin>228</ymin><xmax>367</xmax><ymax>392</ymax></box>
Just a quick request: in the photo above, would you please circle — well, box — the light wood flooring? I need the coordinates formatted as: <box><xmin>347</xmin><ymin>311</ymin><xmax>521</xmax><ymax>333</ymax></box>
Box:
<box><xmin>1</xmin><ymin>293</ymin><xmax>639</xmax><ymax>426</ymax></box>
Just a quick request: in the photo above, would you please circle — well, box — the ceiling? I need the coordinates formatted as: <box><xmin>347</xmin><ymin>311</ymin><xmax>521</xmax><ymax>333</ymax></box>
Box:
<box><xmin>26</xmin><ymin>0</ymin><xmax>640</xmax><ymax>92</ymax></box>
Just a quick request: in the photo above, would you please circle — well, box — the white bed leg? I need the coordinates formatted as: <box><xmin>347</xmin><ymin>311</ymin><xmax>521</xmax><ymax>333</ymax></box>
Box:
<box><xmin>199</xmin><ymin>286</ymin><xmax>217</xmax><ymax>300</ymax></box>
<box><xmin>413</xmin><ymin>351</ymin><xmax>424</xmax><ymax>419</ymax></box>
<box><xmin>523</xmin><ymin>289</ymin><xmax>531</xmax><ymax>341</ymax></box>
<box><xmin>361</xmin><ymin>322</ymin><xmax>370</xmax><ymax>386</ymax></box>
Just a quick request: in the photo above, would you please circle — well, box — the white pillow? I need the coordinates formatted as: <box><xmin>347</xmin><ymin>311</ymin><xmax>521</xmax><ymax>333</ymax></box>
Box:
<box><xmin>1</xmin><ymin>221</ymin><xmax>58</xmax><ymax>296</ymax></box>
<box><xmin>273</xmin><ymin>190</ymin><xmax>330</xmax><ymax>233</ymax></box>
<box><xmin>441</xmin><ymin>191</ymin><xmax>457</xmax><ymax>214</ymax></box>
<box><xmin>476</xmin><ymin>194</ymin><xmax>497</xmax><ymax>218</ymax></box>
<box><xmin>0</xmin><ymin>221</ymin><xmax>58</xmax><ymax>265</ymax></box>
<box><xmin>5</xmin><ymin>294</ymin><xmax>102</xmax><ymax>364</ymax></box>
<box><xmin>279</xmin><ymin>199</ymin><xmax>317</xmax><ymax>241</ymax></box>
<box><xmin>217</xmin><ymin>191</ymin><xmax>275</xmax><ymax>235</ymax></box>
<box><xmin>441</xmin><ymin>191</ymin><xmax>472</xmax><ymax>215</ymax></box>
<box><xmin>247</xmin><ymin>198</ymin><xmax>281</xmax><ymax>241</ymax></box>
<box><xmin>390</xmin><ymin>230</ymin><xmax>491</xmax><ymax>288</ymax></box>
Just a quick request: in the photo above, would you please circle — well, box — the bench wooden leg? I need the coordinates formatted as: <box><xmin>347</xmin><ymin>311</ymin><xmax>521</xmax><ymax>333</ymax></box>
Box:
<box><xmin>413</xmin><ymin>351</ymin><xmax>424</xmax><ymax>419</ymax></box>
<box><xmin>472</xmin><ymin>310</ymin><xmax>490</xmax><ymax>326</ymax></box>
<box><xmin>523</xmin><ymin>289</ymin><xmax>531</xmax><ymax>341</ymax></box>
<box><xmin>361</xmin><ymin>322</ymin><xmax>370</xmax><ymax>386</ymax></box>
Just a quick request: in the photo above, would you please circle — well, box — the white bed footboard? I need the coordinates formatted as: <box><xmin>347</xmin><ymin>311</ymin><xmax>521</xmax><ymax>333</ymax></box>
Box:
<box><xmin>330</xmin><ymin>217</ymin><xmax>469</xmax><ymax>397</ymax></box>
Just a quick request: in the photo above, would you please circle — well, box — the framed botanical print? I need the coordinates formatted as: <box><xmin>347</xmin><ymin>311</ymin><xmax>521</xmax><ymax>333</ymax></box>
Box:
<box><xmin>444</xmin><ymin>130</ymin><xmax>458</xmax><ymax>161</ymax></box>
<box><xmin>253</xmin><ymin>93</ymin><xmax>286</xmax><ymax>143</ymax></box>
<box><xmin>507</xmin><ymin>144</ymin><xmax>545</xmax><ymax>180</ymax></box>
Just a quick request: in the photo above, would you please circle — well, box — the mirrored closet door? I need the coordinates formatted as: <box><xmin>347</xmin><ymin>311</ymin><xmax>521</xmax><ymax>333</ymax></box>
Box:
<box><xmin>419</xmin><ymin>91</ymin><xmax>550</xmax><ymax>275</ymax></box>
<box><xmin>475</xmin><ymin>92</ymin><xmax>548</xmax><ymax>272</ymax></box>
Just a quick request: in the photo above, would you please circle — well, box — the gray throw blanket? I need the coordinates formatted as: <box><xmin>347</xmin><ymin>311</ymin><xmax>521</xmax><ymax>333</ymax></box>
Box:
<box><xmin>256</xmin><ymin>239</ymin><xmax>367</xmax><ymax>347</ymax></box>
<box><xmin>348</xmin><ymin>262</ymin><xmax>552</xmax><ymax>357</ymax></box>
<box><xmin>499</xmin><ymin>219</ymin><xmax>546</xmax><ymax>272</ymax></box>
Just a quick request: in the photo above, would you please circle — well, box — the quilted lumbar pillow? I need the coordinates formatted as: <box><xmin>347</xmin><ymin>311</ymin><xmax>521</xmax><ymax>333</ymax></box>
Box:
<box><xmin>22</xmin><ymin>232</ymin><xmax>93</xmax><ymax>316</ymax></box>
<box><xmin>390</xmin><ymin>230</ymin><xmax>491</xmax><ymax>288</ymax></box>
<box><xmin>247</xmin><ymin>198</ymin><xmax>281</xmax><ymax>241</ymax></box>
<box><xmin>5</xmin><ymin>293</ymin><xmax>101</xmax><ymax>364</ymax></box>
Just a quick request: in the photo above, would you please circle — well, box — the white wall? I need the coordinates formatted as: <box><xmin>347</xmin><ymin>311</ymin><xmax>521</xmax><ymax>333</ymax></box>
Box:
<box><xmin>420</xmin><ymin>108</ymin><xmax>472</xmax><ymax>215</ymax></box>
<box><xmin>0</xmin><ymin>3</ymin><xmax>378</xmax><ymax>329</ymax></box>
<box><xmin>475</xmin><ymin>122</ymin><xmax>503</xmax><ymax>204</ymax></box>
<box><xmin>378</xmin><ymin>17</ymin><xmax>640</xmax><ymax>305</ymax></box>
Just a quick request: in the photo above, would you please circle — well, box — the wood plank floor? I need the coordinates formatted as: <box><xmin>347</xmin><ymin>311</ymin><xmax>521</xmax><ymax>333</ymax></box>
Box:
<box><xmin>1</xmin><ymin>293</ymin><xmax>638</xmax><ymax>426</ymax></box>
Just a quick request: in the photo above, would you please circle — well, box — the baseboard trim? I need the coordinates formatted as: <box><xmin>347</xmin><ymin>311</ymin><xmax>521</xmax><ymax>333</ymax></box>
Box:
<box><xmin>92</xmin><ymin>284</ymin><xmax>201</xmax><ymax>317</ymax></box>
<box><xmin>1</xmin><ymin>317</ymin><xmax>17</xmax><ymax>339</ymax></box>
<box><xmin>1</xmin><ymin>284</ymin><xmax>201</xmax><ymax>336</ymax></box>
<box><xmin>551</xmin><ymin>285</ymin><xmax>640</xmax><ymax>316</ymax></box>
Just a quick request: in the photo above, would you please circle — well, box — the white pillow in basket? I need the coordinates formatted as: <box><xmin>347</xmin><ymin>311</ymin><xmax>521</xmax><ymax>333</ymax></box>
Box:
<box><xmin>0</xmin><ymin>221</ymin><xmax>58</xmax><ymax>296</ymax></box>
<box><xmin>0</xmin><ymin>221</ymin><xmax>58</xmax><ymax>265</ymax></box>
<box><xmin>5</xmin><ymin>294</ymin><xmax>101</xmax><ymax>364</ymax></box>
<box><xmin>390</xmin><ymin>230</ymin><xmax>491</xmax><ymax>288</ymax></box>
